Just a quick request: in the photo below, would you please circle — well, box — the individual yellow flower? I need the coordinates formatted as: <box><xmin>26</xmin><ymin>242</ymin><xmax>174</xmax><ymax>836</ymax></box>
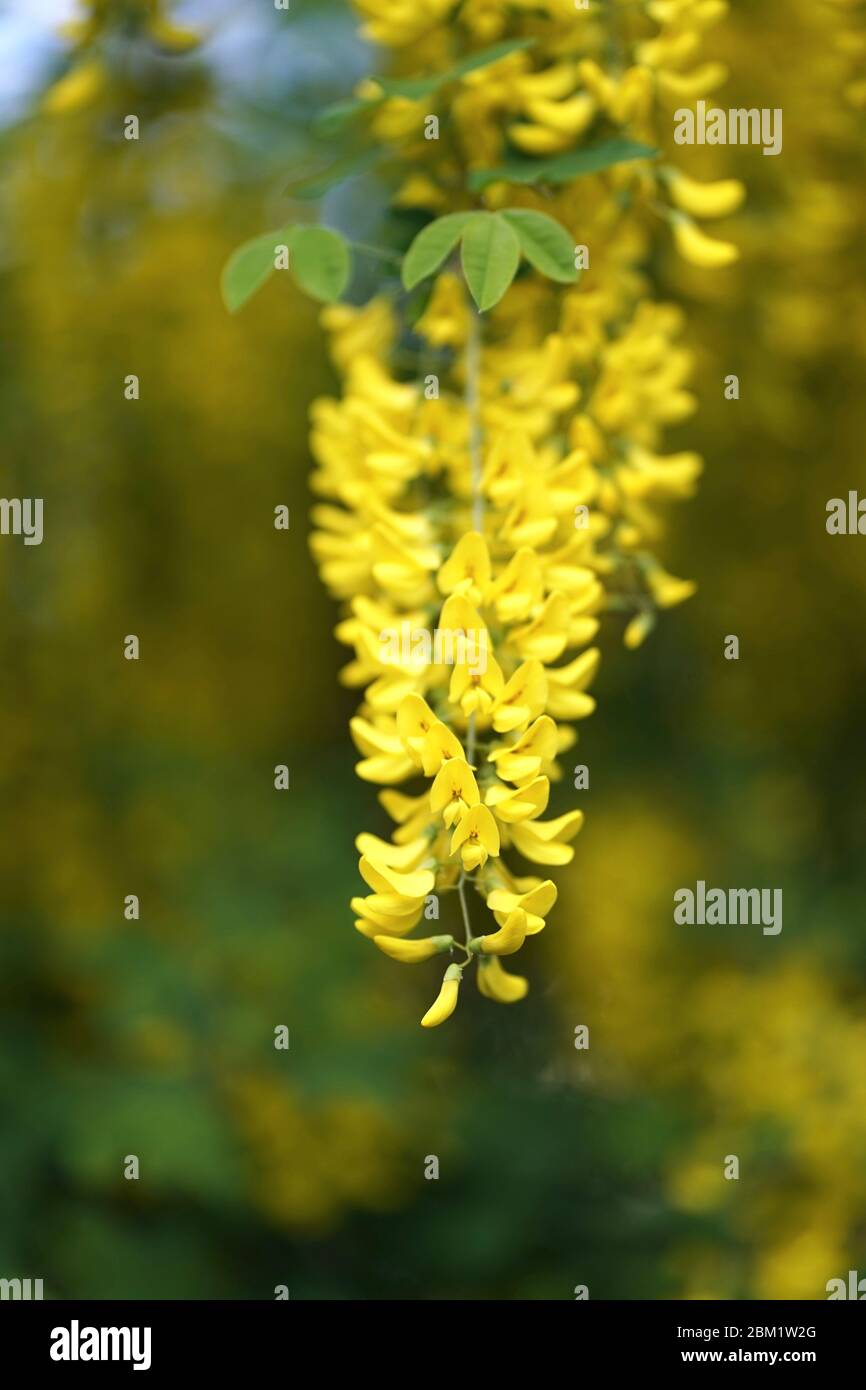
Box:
<box><xmin>485</xmin><ymin>776</ymin><xmax>550</xmax><ymax>824</ymax></box>
<box><xmin>510</xmin><ymin>810</ymin><xmax>585</xmax><ymax>866</ymax></box>
<box><xmin>437</xmin><ymin>531</ymin><xmax>492</xmax><ymax>604</ymax></box>
<box><xmin>373</xmin><ymin>934</ymin><xmax>454</xmax><ymax>962</ymax></box>
<box><xmin>476</xmin><ymin>955</ymin><xmax>529</xmax><ymax>1003</ymax></box>
<box><xmin>449</xmin><ymin>655</ymin><xmax>505</xmax><ymax>721</ymax></box>
<box><xmin>421</xmin><ymin>963</ymin><xmax>463</xmax><ymax>1027</ymax></box>
<box><xmin>492</xmin><ymin>661</ymin><xmax>548</xmax><ymax>733</ymax></box>
<box><xmin>508</xmin><ymin>91</ymin><xmax>596</xmax><ymax>155</ymax></box>
<box><xmin>350</xmin><ymin>716</ymin><xmax>416</xmax><ymax>784</ymax></box>
<box><xmin>510</xmin><ymin>592</ymin><xmax>571</xmax><ymax>663</ymax></box>
<box><xmin>430</xmin><ymin>757</ymin><xmax>481</xmax><ymax>829</ymax></box>
<box><xmin>543</xmin><ymin>650</ymin><xmax>601</xmax><ymax>721</ymax></box>
<box><xmin>665</xmin><ymin>169</ymin><xmax>746</xmax><ymax>220</ymax></box>
<box><xmin>450</xmin><ymin>803</ymin><xmax>500</xmax><ymax>872</ymax></box>
<box><xmin>488</xmin><ymin>715</ymin><xmax>559</xmax><ymax>783</ymax></box>
<box><xmin>672</xmin><ymin>216</ymin><xmax>740</xmax><ymax>269</ymax></box>
<box><xmin>486</xmin><ymin>879</ymin><xmax>558</xmax><ymax>935</ymax></box>
<box><xmin>647</xmin><ymin>566</ymin><xmax>698</xmax><ymax>609</ymax></box>
<box><xmin>476</xmin><ymin>907</ymin><xmax>529</xmax><ymax>956</ymax></box>
<box><xmin>487</xmin><ymin>548</ymin><xmax>544</xmax><ymax>623</ymax></box>
<box><xmin>352</xmin><ymin>891</ymin><xmax>427</xmax><ymax>938</ymax></box>
<box><xmin>397</xmin><ymin>694</ymin><xmax>465</xmax><ymax>775</ymax></box>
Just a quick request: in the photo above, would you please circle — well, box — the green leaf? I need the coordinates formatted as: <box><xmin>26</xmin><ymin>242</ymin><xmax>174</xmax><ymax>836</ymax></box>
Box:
<box><xmin>220</xmin><ymin>228</ymin><xmax>293</xmax><ymax>314</ymax></box>
<box><xmin>314</xmin><ymin>97</ymin><xmax>372</xmax><ymax>136</ymax></box>
<box><xmin>316</xmin><ymin>39</ymin><xmax>535</xmax><ymax>125</ymax></box>
<box><xmin>468</xmin><ymin>138</ymin><xmax>659</xmax><ymax>191</ymax></box>
<box><xmin>460</xmin><ymin>212</ymin><xmax>521</xmax><ymax>312</ymax></box>
<box><xmin>289</xmin><ymin>226</ymin><xmax>351</xmax><ymax>303</ymax></box>
<box><xmin>402</xmin><ymin>212</ymin><xmax>474</xmax><ymax>291</ymax></box>
<box><xmin>380</xmin><ymin>39</ymin><xmax>535</xmax><ymax>99</ymax></box>
<box><xmin>449</xmin><ymin>38</ymin><xmax>535</xmax><ymax>80</ymax></box>
<box><xmin>377</xmin><ymin>75</ymin><xmax>442</xmax><ymax>101</ymax></box>
<box><xmin>500</xmin><ymin>209</ymin><xmax>578</xmax><ymax>283</ymax></box>
<box><xmin>286</xmin><ymin>147</ymin><xmax>382</xmax><ymax>200</ymax></box>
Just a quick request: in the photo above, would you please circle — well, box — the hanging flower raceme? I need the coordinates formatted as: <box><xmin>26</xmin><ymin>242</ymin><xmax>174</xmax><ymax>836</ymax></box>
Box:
<box><xmin>223</xmin><ymin>0</ymin><xmax>741</xmax><ymax>1026</ymax></box>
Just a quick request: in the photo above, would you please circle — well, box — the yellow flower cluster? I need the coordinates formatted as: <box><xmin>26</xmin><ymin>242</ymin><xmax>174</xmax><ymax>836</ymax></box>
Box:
<box><xmin>360</xmin><ymin>0</ymin><xmax>744</xmax><ymax>269</ymax></box>
<box><xmin>310</xmin><ymin>0</ymin><xmax>739</xmax><ymax>1026</ymax></box>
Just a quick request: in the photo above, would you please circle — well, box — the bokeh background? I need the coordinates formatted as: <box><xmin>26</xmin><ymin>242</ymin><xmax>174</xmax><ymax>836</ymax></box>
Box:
<box><xmin>1</xmin><ymin>0</ymin><xmax>865</xmax><ymax>1300</ymax></box>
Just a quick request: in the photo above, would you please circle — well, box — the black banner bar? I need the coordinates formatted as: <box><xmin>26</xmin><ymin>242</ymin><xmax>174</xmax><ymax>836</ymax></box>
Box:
<box><xmin>1</xmin><ymin>1298</ymin><xmax>862</xmax><ymax>1375</ymax></box>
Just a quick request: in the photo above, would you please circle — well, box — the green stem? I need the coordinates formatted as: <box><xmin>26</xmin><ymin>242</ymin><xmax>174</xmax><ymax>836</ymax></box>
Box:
<box><xmin>465</xmin><ymin>304</ymin><xmax>484</xmax><ymax>534</ymax></box>
<box><xmin>455</xmin><ymin>296</ymin><xmax>487</xmax><ymax>955</ymax></box>
<box><xmin>457</xmin><ymin>871</ymin><xmax>475</xmax><ymax>955</ymax></box>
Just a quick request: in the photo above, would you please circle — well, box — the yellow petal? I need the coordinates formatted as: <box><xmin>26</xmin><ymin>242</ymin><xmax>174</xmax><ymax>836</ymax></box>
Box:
<box><xmin>354</xmin><ymin>833</ymin><xmax>431</xmax><ymax>870</ymax></box>
<box><xmin>478</xmin><ymin>908</ymin><xmax>528</xmax><ymax>956</ymax></box>
<box><xmin>487</xmin><ymin>879</ymin><xmax>557</xmax><ymax>934</ymax></box>
<box><xmin>488</xmin><ymin>715</ymin><xmax>559</xmax><ymax>783</ymax></box>
<box><xmin>510</xmin><ymin>592</ymin><xmax>571</xmax><ymax>663</ymax></box>
<box><xmin>430</xmin><ymin>758</ymin><xmax>480</xmax><ymax>818</ymax></box>
<box><xmin>510</xmin><ymin>811</ymin><xmax>585</xmax><ymax>866</ymax></box>
<box><xmin>437</xmin><ymin>531</ymin><xmax>492</xmax><ymax>602</ymax></box>
<box><xmin>450</xmin><ymin>803</ymin><xmax>501</xmax><ymax>868</ymax></box>
<box><xmin>487</xmin><ymin>548</ymin><xmax>544</xmax><ymax>623</ymax></box>
<box><xmin>358</xmin><ymin>857</ymin><xmax>436</xmax><ymax>898</ymax></box>
<box><xmin>396</xmin><ymin>692</ymin><xmax>439</xmax><ymax>746</ymax></box>
<box><xmin>485</xmin><ymin>776</ymin><xmax>550</xmax><ymax>824</ymax></box>
<box><xmin>438</xmin><ymin>592</ymin><xmax>487</xmax><ymax>641</ymax></box>
<box><xmin>492</xmin><ymin>660</ymin><xmax>547</xmax><ymax>734</ymax></box>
